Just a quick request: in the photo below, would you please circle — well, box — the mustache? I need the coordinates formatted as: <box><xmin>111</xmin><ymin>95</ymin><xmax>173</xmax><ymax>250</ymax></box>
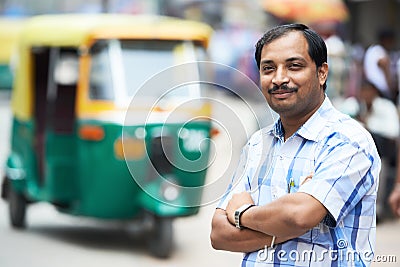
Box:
<box><xmin>267</xmin><ymin>84</ymin><xmax>298</xmax><ymax>94</ymax></box>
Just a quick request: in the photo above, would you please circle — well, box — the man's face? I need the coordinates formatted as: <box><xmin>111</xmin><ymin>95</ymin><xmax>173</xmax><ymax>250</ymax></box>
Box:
<box><xmin>259</xmin><ymin>31</ymin><xmax>328</xmax><ymax>120</ymax></box>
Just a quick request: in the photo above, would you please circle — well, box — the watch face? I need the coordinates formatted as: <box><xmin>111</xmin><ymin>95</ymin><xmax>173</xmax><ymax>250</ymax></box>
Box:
<box><xmin>235</xmin><ymin>210</ymin><xmax>241</xmax><ymax>228</ymax></box>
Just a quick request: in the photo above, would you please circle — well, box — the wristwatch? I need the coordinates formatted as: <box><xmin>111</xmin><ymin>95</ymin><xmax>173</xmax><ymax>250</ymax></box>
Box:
<box><xmin>234</xmin><ymin>204</ymin><xmax>255</xmax><ymax>229</ymax></box>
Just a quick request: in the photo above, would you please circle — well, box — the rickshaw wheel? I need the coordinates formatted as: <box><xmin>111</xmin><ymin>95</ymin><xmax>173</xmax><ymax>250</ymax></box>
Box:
<box><xmin>8</xmin><ymin>185</ymin><xmax>27</xmax><ymax>229</ymax></box>
<box><xmin>147</xmin><ymin>216</ymin><xmax>173</xmax><ymax>258</ymax></box>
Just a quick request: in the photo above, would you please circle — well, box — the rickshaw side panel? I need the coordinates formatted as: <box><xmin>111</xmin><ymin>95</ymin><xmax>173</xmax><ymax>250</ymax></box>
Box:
<box><xmin>6</xmin><ymin>118</ymin><xmax>80</xmax><ymax>204</ymax></box>
<box><xmin>44</xmin><ymin>130</ymin><xmax>78</xmax><ymax>204</ymax></box>
<box><xmin>73</xmin><ymin>121</ymin><xmax>142</xmax><ymax>219</ymax></box>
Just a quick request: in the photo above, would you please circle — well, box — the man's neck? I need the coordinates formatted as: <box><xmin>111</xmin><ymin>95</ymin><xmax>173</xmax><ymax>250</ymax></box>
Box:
<box><xmin>280</xmin><ymin>98</ymin><xmax>325</xmax><ymax>141</ymax></box>
<box><xmin>281</xmin><ymin>118</ymin><xmax>306</xmax><ymax>141</ymax></box>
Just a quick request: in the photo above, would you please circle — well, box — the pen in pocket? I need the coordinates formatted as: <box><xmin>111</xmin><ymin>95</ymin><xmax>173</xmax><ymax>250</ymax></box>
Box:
<box><xmin>287</xmin><ymin>178</ymin><xmax>294</xmax><ymax>193</ymax></box>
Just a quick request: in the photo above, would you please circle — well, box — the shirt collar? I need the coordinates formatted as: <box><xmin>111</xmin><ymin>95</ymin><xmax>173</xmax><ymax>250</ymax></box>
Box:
<box><xmin>268</xmin><ymin>96</ymin><xmax>334</xmax><ymax>142</ymax></box>
<box><xmin>271</xmin><ymin>119</ymin><xmax>284</xmax><ymax>139</ymax></box>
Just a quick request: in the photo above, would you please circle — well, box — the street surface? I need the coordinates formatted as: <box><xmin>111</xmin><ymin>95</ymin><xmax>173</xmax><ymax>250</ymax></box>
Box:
<box><xmin>0</xmin><ymin>91</ymin><xmax>399</xmax><ymax>267</ymax></box>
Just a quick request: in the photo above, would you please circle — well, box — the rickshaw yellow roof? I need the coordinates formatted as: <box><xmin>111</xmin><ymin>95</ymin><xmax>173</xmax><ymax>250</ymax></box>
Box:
<box><xmin>12</xmin><ymin>14</ymin><xmax>213</xmax><ymax>121</ymax></box>
<box><xmin>19</xmin><ymin>14</ymin><xmax>213</xmax><ymax>48</ymax></box>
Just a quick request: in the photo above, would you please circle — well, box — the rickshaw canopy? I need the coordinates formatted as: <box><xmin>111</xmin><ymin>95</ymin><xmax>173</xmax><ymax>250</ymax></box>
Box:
<box><xmin>11</xmin><ymin>14</ymin><xmax>213</xmax><ymax>121</ymax></box>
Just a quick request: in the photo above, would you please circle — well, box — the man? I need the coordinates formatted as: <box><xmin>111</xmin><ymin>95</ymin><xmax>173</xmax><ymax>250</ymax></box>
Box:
<box><xmin>363</xmin><ymin>28</ymin><xmax>396</xmax><ymax>101</ymax></box>
<box><xmin>210</xmin><ymin>24</ymin><xmax>381</xmax><ymax>266</ymax></box>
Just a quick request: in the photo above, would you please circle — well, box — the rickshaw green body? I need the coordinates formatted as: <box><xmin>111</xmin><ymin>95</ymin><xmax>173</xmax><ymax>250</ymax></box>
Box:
<box><xmin>4</xmin><ymin>14</ymin><xmax>213</xmax><ymax>220</ymax></box>
<box><xmin>8</xmin><ymin>119</ymin><xmax>211</xmax><ymax>218</ymax></box>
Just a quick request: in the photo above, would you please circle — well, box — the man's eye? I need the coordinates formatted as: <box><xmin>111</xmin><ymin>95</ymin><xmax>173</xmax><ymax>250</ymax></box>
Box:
<box><xmin>262</xmin><ymin>65</ymin><xmax>274</xmax><ymax>72</ymax></box>
<box><xmin>289</xmin><ymin>63</ymin><xmax>302</xmax><ymax>70</ymax></box>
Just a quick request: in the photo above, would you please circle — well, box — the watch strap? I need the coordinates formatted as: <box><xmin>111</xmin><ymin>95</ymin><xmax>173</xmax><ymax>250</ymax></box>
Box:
<box><xmin>234</xmin><ymin>204</ymin><xmax>255</xmax><ymax>229</ymax></box>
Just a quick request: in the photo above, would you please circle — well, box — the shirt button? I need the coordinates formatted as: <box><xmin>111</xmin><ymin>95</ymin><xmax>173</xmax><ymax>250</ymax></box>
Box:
<box><xmin>279</xmin><ymin>155</ymin><xmax>283</xmax><ymax>160</ymax></box>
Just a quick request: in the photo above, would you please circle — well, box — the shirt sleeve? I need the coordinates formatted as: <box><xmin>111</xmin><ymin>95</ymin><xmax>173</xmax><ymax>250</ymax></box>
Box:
<box><xmin>298</xmin><ymin>135</ymin><xmax>379</xmax><ymax>227</ymax></box>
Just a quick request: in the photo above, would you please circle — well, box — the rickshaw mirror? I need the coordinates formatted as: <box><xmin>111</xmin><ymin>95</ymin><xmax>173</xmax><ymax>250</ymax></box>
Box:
<box><xmin>54</xmin><ymin>53</ymin><xmax>79</xmax><ymax>86</ymax></box>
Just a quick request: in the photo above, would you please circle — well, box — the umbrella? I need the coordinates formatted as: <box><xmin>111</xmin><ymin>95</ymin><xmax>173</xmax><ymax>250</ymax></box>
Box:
<box><xmin>261</xmin><ymin>0</ymin><xmax>349</xmax><ymax>24</ymax></box>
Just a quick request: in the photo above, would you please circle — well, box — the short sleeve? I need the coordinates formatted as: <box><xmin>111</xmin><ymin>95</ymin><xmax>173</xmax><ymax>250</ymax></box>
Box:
<box><xmin>298</xmin><ymin>137</ymin><xmax>379</xmax><ymax>227</ymax></box>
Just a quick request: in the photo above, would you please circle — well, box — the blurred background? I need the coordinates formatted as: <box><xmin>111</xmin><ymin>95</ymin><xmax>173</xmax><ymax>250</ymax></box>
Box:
<box><xmin>1</xmin><ymin>0</ymin><xmax>400</xmax><ymax>266</ymax></box>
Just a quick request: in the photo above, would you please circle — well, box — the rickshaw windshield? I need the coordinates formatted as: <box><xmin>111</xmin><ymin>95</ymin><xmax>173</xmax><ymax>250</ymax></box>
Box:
<box><xmin>88</xmin><ymin>39</ymin><xmax>207</xmax><ymax>105</ymax></box>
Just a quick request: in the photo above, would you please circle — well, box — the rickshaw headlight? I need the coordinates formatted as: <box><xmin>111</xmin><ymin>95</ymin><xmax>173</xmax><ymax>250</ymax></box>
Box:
<box><xmin>160</xmin><ymin>178</ymin><xmax>180</xmax><ymax>202</ymax></box>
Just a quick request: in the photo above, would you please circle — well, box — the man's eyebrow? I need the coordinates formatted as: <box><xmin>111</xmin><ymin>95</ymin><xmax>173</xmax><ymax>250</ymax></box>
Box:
<box><xmin>260</xmin><ymin>57</ymin><xmax>307</xmax><ymax>65</ymax></box>
<box><xmin>286</xmin><ymin>57</ymin><xmax>306</xmax><ymax>63</ymax></box>
<box><xmin>260</xmin><ymin>59</ymin><xmax>274</xmax><ymax>65</ymax></box>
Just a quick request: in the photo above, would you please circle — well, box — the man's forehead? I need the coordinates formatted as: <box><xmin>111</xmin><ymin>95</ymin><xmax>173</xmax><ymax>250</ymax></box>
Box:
<box><xmin>260</xmin><ymin>33</ymin><xmax>310</xmax><ymax>61</ymax></box>
<box><xmin>265</xmin><ymin>31</ymin><xmax>307</xmax><ymax>48</ymax></box>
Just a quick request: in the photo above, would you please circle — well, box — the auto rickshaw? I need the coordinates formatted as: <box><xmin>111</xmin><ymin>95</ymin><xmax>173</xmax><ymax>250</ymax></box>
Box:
<box><xmin>1</xmin><ymin>14</ymin><xmax>214</xmax><ymax>258</ymax></box>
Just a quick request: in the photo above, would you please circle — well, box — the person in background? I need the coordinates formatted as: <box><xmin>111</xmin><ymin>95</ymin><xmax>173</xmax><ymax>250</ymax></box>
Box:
<box><xmin>363</xmin><ymin>28</ymin><xmax>397</xmax><ymax>102</ymax></box>
<box><xmin>210</xmin><ymin>23</ymin><xmax>380</xmax><ymax>266</ymax></box>
<box><xmin>356</xmin><ymin>81</ymin><xmax>399</xmax><ymax>141</ymax></box>
<box><xmin>357</xmin><ymin>81</ymin><xmax>399</xmax><ymax>220</ymax></box>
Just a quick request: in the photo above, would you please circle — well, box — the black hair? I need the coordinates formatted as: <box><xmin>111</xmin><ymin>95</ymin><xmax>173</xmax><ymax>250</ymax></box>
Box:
<box><xmin>377</xmin><ymin>28</ymin><xmax>395</xmax><ymax>43</ymax></box>
<box><xmin>254</xmin><ymin>23</ymin><xmax>328</xmax><ymax>90</ymax></box>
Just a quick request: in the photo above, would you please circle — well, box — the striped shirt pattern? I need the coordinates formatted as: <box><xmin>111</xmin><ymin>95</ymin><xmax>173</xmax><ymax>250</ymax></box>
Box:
<box><xmin>218</xmin><ymin>97</ymin><xmax>381</xmax><ymax>267</ymax></box>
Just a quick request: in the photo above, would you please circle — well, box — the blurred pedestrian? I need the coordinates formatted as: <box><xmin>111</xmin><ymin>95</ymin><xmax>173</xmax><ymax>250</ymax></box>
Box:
<box><xmin>356</xmin><ymin>81</ymin><xmax>399</xmax><ymax>141</ymax></box>
<box><xmin>363</xmin><ymin>28</ymin><xmax>397</xmax><ymax>102</ymax></box>
<box><xmin>210</xmin><ymin>23</ymin><xmax>380</xmax><ymax>266</ymax></box>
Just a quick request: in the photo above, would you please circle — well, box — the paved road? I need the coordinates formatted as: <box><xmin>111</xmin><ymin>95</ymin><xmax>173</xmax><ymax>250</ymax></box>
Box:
<box><xmin>0</xmin><ymin>91</ymin><xmax>399</xmax><ymax>267</ymax></box>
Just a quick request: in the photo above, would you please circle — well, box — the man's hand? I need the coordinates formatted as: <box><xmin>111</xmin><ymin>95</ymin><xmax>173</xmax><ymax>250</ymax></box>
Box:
<box><xmin>226</xmin><ymin>192</ymin><xmax>254</xmax><ymax>225</ymax></box>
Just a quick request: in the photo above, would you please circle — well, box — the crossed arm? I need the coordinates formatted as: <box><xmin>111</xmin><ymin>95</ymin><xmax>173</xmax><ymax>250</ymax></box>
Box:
<box><xmin>210</xmin><ymin>191</ymin><xmax>328</xmax><ymax>252</ymax></box>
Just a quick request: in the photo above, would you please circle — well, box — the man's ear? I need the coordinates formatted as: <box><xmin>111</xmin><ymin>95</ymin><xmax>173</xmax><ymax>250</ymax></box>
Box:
<box><xmin>318</xmin><ymin>63</ymin><xmax>329</xmax><ymax>87</ymax></box>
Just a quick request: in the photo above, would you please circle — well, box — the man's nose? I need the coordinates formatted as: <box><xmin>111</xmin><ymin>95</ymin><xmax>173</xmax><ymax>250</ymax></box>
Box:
<box><xmin>271</xmin><ymin>67</ymin><xmax>289</xmax><ymax>86</ymax></box>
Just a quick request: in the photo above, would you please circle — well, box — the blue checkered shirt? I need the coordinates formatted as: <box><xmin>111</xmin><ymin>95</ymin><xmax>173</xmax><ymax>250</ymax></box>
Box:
<box><xmin>218</xmin><ymin>97</ymin><xmax>381</xmax><ymax>266</ymax></box>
